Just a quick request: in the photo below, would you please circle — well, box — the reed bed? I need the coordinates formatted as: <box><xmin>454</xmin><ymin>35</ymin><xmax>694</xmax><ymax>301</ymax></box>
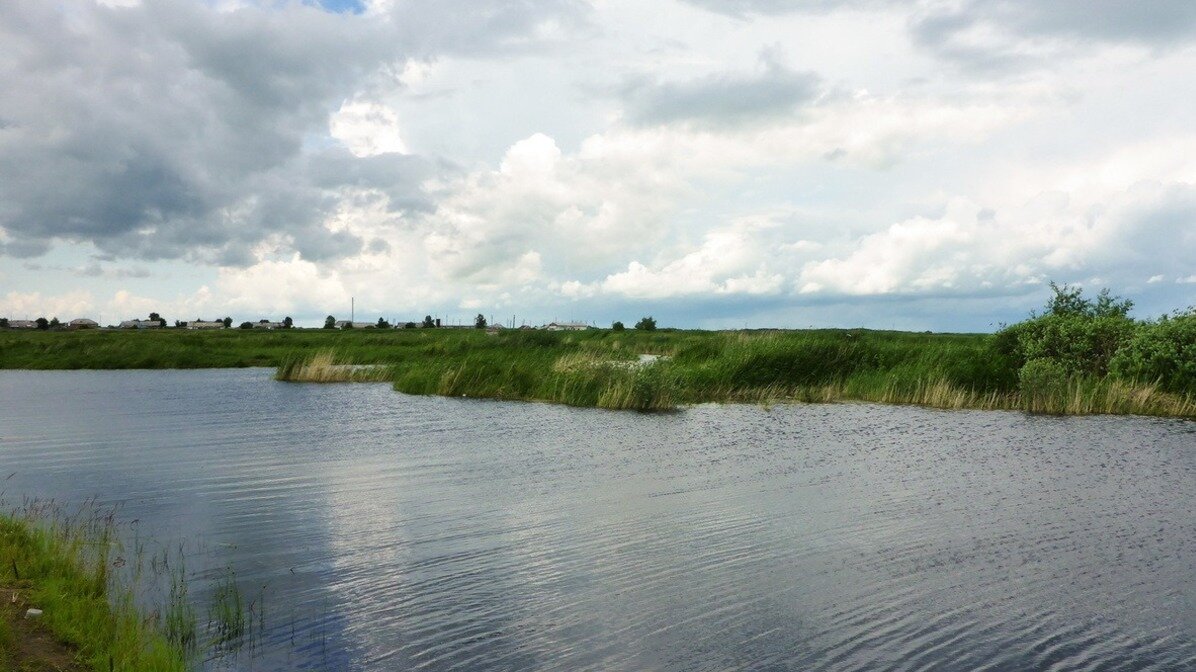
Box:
<box><xmin>267</xmin><ymin>331</ymin><xmax>1194</xmax><ymax>419</ymax></box>
<box><xmin>1018</xmin><ymin>377</ymin><xmax>1196</xmax><ymax>417</ymax></box>
<box><xmin>275</xmin><ymin>350</ymin><xmax>392</xmax><ymax>383</ymax></box>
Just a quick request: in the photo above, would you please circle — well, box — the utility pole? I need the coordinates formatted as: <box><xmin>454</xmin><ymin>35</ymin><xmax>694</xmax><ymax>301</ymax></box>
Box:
<box><xmin>351</xmin><ymin>297</ymin><xmax>355</xmax><ymax>323</ymax></box>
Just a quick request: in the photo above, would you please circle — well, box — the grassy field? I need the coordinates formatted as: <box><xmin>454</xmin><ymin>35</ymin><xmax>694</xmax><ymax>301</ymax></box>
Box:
<box><xmin>3</xmin><ymin>326</ymin><xmax>1193</xmax><ymax>416</ymax></box>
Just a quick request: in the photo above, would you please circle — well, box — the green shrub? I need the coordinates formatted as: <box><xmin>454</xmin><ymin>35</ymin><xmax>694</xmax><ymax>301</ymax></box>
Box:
<box><xmin>1110</xmin><ymin>310</ymin><xmax>1196</xmax><ymax>393</ymax></box>
<box><xmin>996</xmin><ymin>284</ymin><xmax>1138</xmax><ymax>376</ymax></box>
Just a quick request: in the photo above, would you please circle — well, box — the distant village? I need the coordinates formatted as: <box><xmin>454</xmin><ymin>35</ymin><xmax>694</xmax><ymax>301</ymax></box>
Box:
<box><xmin>0</xmin><ymin>312</ymin><xmax>640</xmax><ymax>332</ymax></box>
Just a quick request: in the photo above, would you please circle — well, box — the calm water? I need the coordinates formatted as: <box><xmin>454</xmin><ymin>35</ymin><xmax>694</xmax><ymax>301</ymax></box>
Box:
<box><xmin>1</xmin><ymin>369</ymin><xmax>1195</xmax><ymax>671</ymax></box>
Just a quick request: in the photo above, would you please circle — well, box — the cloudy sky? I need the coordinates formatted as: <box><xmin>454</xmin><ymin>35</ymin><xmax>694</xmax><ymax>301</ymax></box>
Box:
<box><xmin>2</xmin><ymin>0</ymin><xmax>1194</xmax><ymax>329</ymax></box>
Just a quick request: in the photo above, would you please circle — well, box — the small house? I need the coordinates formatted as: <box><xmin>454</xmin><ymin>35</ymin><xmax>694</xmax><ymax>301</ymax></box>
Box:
<box><xmin>7</xmin><ymin>320</ymin><xmax>37</xmax><ymax>329</ymax></box>
<box><xmin>543</xmin><ymin>322</ymin><xmax>591</xmax><ymax>331</ymax></box>
<box><xmin>118</xmin><ymin>319</ymin><xmax>161</xmax><ymax>329</ymax></box>
<box><xmin>69</xmin><ymin>318</ymin><xmax>99</xmax><ymax>329</ymax></box>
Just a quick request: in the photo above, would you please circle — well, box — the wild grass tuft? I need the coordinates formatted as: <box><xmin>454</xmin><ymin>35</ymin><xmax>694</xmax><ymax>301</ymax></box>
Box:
<box><xmin>275</xmin><ymin>350</ymin><xmax>392</xmax><ymax>383</ymax></box>
<box><xmin>207</xmin><ymin>568</ymin><xmax>244</xmax><ymax>650</ymax></box>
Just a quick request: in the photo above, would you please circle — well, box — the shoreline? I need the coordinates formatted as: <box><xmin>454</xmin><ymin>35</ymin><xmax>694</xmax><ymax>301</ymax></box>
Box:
<box><xmin>3</xmin><ymin>327</ymin><xmax>1193</xmax><ymax>419</ymax></box>
<box><xmin>0</xmin><ymin>508</ymin><xmax>189</xmax><ymax>671</ymax></box>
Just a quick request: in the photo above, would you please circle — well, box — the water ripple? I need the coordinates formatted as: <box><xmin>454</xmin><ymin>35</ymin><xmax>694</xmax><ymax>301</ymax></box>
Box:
<box><xmin>1</xmin><ymin>369</ymin><xmax>1194</xmax><ymax>671</ymax></box>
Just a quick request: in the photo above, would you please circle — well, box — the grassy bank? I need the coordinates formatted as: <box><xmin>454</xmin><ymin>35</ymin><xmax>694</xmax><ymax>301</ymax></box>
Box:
<box><xmin>273</xmin><ymin>327</ymin><xmax>1193</xmax><ymax>417</ymax></box>
<box><xmin>0</xmin><ymin>504</ymin><xmax>189</xmax><ymax>671</ymax></box>
<box><xmin>4</xmin><ymin>285</ymin><xmax>1194</xmax><ymax>418</ymax></box>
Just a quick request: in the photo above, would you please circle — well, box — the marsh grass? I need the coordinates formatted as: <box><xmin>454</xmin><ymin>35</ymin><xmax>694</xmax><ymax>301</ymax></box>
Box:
<box><xmin>265</xmin><ymin>329</ymin><xmax>1196</xmax><ymax>418</ymax></box>
<box><xmin>207</xmin><ymin>569</ymin><xmax>244</xmax><ymax>650</ymax></box>
<box><xmin>163</xmin><ymin>558</ymin><xmax>196</xmax><ymax>654</ymax></box>
<box><xmin>0</xmin><ymin>500</ymin><xmax>189</xmax><ymax>671</ymax></box>
<box><xmin>275</xmin><ymin>350</ymin><xmax>392</xmax><ymax>382</ymax></box>
<box><xmin>1018</xmin><ymin>376</ymin><xmax>1195</xmax><ymax>417</ymax></box>
<box><xmin>3</xmin><ymin>326</ymin><xmax>1191</xmax><ymax>418</ymax></box>
<box><xmin>0</xmin><ymin>498</ymin><xmax>272</xmax><ymax>671</ymax></box>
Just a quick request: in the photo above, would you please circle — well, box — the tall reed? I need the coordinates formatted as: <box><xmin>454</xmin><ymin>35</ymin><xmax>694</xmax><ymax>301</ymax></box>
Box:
<box><xmin>276</xmin><ymin>350</ymin><xmax>392</xmax><ymax>383</ymax></box>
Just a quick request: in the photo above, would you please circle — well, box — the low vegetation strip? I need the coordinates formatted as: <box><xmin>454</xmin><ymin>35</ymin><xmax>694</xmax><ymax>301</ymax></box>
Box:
<box><xmin>0</xmin><ymin>505</ymin><xmax>189</xmax><ymax>672</ymax></box>
<box><xmin>4</xmin><ymin>284</ymin><xmax>1195</xmax><ymax>418</ymax></box>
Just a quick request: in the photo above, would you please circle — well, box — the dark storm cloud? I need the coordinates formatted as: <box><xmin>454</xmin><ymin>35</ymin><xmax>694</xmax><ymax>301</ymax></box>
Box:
<box><xmin>0</xmin><ymin>0</ymin><xmax>588</xmax><ymax>264</ymax></box>
<box><xmin>621</xmin><ymin>58</ymin><xmax>821</xmax><ymax>128</ymax></box>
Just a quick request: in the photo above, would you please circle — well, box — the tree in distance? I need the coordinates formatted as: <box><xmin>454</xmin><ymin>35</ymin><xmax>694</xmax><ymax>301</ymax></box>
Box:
<box><xmin>377</xmin><ymin>317</ymin><xmax>390</xmax><ymax>329</ymax></box>
<box><xmin>149</xmin><ymin>312</ymin><xmax>166</xmax><ymax>327</ymax></box>
<box><xmin>222</xmin><ymin>317</ymin><xmax>232</xmax><ymax>328</ymax></box>
<box><xmin>283</xmin><ymin>316</ymin><xmax>293</xmax><ymax>329</ymax></box>
<box><xmin>422</xmin><ymin>315</ymin><xmax>435</xmax><ymax>328</ymax></box>
<box><xmin>238</xmin><ymin>321</ymin><xmax>253</xmax><ymax>330</ymax></box>
<box><xmin>0</xmin><ymin>318</ymin><xmax>8</xmax><ymax>328</ymax></box>
<box><xmin>35</xmin><ymin>317</ymin><xmax>49</xmax><ymax>330</ymax></box>
<box><xmin>49</xmin><ymin>317</ymin><xmax>61</xmax><ymax>328</ymax></box>
<box><xmin>324</xmin><ymin>315</ymin><xmax>336</xmax><ymax>329</ymax></box>
<box><xmin>475</xmin><ymin>313</ymin><xmax>487</xmax><ymax>329</ymax></box>
<box><xmin>611</xmin><ymin>321</ymin><xmax>625</xmax><ymax>331</ymax></box>
<box><xmin>404</xmin><ymin>322</ymin><xmax>417</xmax><ymax>329</ymax></box>
<box><xmin>634</xmin><ymin>316</ymin><xmax>657</xmax><ymax>331</ymax></box>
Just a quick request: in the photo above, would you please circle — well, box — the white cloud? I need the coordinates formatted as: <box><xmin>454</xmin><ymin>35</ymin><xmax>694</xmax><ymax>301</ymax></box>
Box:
<box><xmin>0</xmin><ymin>291</ymin><xmax>96</xmax><ymax>321</ymax></box>
<box><xmin>6</xmin><ymin>0</ymin><xmax>1196</xmax><ymax>329</ymax></box>
<box><xmin>330</xmin><ymin>100</ymin><xmax>410</xmax><ymax>157</ymax></box>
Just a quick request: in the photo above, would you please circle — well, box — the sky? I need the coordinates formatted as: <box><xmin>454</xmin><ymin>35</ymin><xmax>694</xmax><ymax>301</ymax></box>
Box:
<box><xmin>1</xmin><ymin>0</ymin><xmax>1194</xmax><ymax>330</ymax></box>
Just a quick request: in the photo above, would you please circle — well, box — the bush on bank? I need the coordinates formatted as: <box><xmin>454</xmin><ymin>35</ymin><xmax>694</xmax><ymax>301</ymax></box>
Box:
<box><xmin>996</xmin><ymin>283</ymin><xmax>1196</xmax><ymax>398</ymax></box>
<box><xmin>1109</xmin><ymin>309</ymin><xmax>1196</xmax><ymax>394</ymax></box>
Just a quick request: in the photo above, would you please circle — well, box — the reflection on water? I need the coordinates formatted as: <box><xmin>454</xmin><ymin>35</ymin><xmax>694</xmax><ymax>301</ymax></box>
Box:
<box><xmin>1</xmin><ymin>369</ymin><xmax>1194</xmax><ymax>670</ymax></box>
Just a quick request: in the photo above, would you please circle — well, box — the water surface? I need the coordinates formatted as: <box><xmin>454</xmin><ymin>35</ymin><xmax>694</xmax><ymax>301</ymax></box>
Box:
<box><xmin>1</xmin><ymin>369</ymin><xmax>1194</xmax><ymax>670</ymax></box>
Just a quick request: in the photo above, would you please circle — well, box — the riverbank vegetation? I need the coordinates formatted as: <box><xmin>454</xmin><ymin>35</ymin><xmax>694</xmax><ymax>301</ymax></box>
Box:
<box><xmin>3</xmin><ymin>285</ymin><xmax>1193</xmax><ymax>417</ymax></box>
<box><xmin>0</xmin><ymin>503</ymin><xmax>189</xmax><ymax>671</ymax></box>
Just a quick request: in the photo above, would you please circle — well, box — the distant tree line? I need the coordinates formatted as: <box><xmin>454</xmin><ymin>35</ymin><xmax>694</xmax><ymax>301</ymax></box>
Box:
<box><xmin>3</xmin><ymin>309</ymin><xmax>666</xmax><ymax>332</ymax></box>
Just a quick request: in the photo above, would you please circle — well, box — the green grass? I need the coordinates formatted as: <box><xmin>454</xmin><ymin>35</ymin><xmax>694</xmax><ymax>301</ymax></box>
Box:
<box><xmin>0</xmin><ymin>504</ymin><xmax>189</xmax><ymax>671</ymax></box>
<box><xmin>0</xmin><ymin>616</ymin><xmax>14</xmax><ymax>671</ymax></box>
<box><xmin>3</xmin><ymin>327</ymin><xmax>1193</xmax><ymax>417</ymax></box>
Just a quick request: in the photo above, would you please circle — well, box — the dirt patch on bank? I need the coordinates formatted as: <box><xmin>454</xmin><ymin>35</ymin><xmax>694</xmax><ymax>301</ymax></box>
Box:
<box><xmin>0</xmin><ymin>587</ymin><xmax>86</xmax><ymax>671</ymax></box>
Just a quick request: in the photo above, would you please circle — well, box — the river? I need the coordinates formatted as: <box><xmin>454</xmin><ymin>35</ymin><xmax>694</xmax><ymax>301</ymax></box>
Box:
<box><xmin>1</xmin><ymin>369</ymin><xmax>1194</xmax><ymax>670</ymax></box>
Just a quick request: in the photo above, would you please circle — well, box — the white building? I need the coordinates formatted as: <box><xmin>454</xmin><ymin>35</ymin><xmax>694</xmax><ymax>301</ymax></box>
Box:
<box><xmin>187</xmin><ymin>321</ymin><xmax>225</xmax><ymax>330</ymax></box>
<box><xmin>543</xmin><ymin>322</ymin><xmax>592</xmax><ymax>331</ymax></box>
<box><xmin>69</xmin><ymin>318</ymin><xmax>99</xmax><ymax>329</ymax></box>
<box><xmin>335</xmin><ymin>320</ymin><xmax>376</xmax><ymax>329</ymax></box>
<box><xmin>118</xmin><ymin>319</ymin><xmax>161</xmax><ymax>329</ymax></box>
<box><xmin>7</xmin><ymin>320</ymin><xmax>37</xmax><ymax>329</ymax></box>
<box><xmin>252</xmin><ymin>321</ymin><xmax>284</xmax><ymax>329</ymax></box>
